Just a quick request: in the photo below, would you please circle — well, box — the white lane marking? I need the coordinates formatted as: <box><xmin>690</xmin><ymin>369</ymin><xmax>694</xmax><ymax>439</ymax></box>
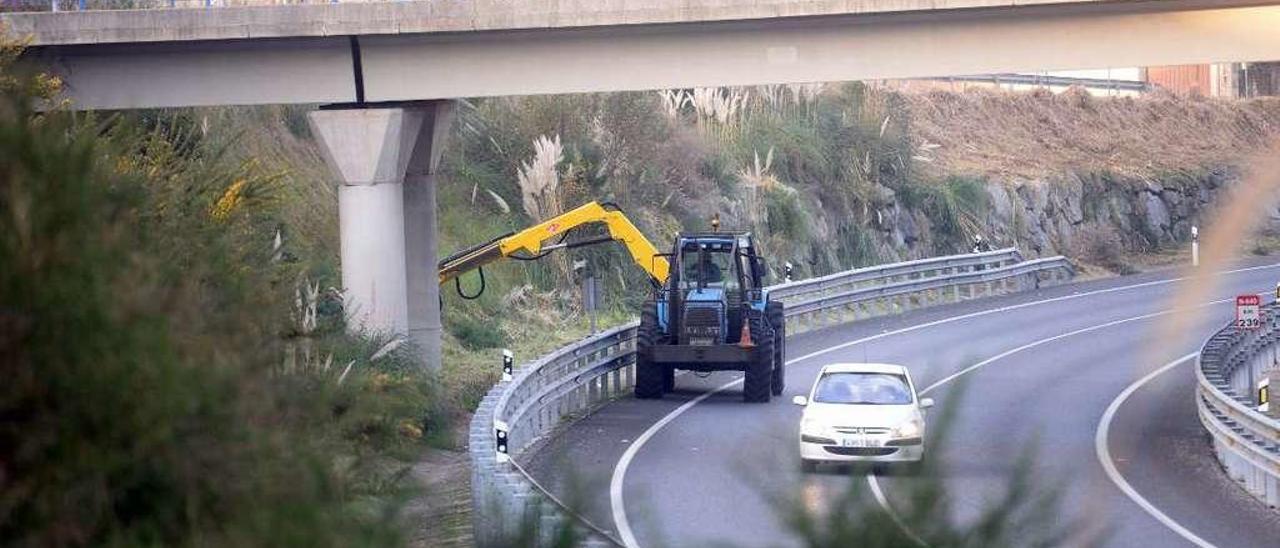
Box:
<box><xmin>917</xmin><ymin>303</ymin><xmax>1219</xmax><ymax>396</ymax></box>
<box><xmin>1095</xmin><ymin>353</ymin><xmax>1216</xmax><ymax>548</ymax></box>
<box><xmin>787</xmin><ymin>262</ymin><xmax>1278</xmax><ymax>367</ymax></box>
<box><xmin>609</xmin><ymin>264</ymin><xmax>1279</xmax><ymax>548</ymax></box>
<box><xmin>866</xmin><ymin>473</ymin><xmax>928</xmax><ymax>547</ymax></box>
<box><xmin>866</xmin><ymin>300</ymin><xmax>1228</xmax><ymax>544</ymax></box>
<box><xmin>609</xmin><ymin>388</ymin><xmax>728</xmax><ymax>547</ymax></box>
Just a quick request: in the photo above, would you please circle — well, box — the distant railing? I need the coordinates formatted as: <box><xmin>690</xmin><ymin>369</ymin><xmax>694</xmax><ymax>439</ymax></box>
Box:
<box><xmin>933</xmin><ymin>73</ymin><xmax>1151</xmax><ymax>93</ymax></box>
<box><xmin>468</xmin><ymin>249</ymin><xmax>1075</xmax><ymax>546</ymax></box>
<box><xmin>1195</xmin><ymin>303</ymin><xmax>1280</xmax><ymax>508</ymax></box>
<box><xmin>2</xmin><ymin>0</ymin><xmax>355</xmax><ymax>12</ymax></box>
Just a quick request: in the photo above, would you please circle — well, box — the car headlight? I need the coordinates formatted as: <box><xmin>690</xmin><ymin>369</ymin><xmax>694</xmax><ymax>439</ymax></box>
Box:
<box><xmin>800</xmin><ymin>417</ymin><xmax>828</xmax><ymax>436</ymax></box>
<box><xmin>893</xmin><ymin>419</ymin><xmax>923</xmax><ymax>439</ymax></box>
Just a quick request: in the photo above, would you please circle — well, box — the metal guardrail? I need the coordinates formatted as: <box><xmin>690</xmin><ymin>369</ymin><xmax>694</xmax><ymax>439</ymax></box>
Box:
<box><xmin>781</xmin><ymin>255</ymin><xmax>1072</xmax><ymax>331</ymax></box>
<box><xmin>767</xmin><ymin>247</ymin><xmax>1020</xmax><ymax>301</ymax></box>
<box><xmin>930</xmin><ymin>73</ymin><xmax>1152</xmax><ymax>93</ymax></box>
<box><xmin>1195</xmin><ymin>302</ymin><xmax>1280</xmax><ymax>508</ymax></box>
<box><xmin>469</xmin><ymin>249</ymin><xmax>1075</xmax><ymax>546</ymax></box>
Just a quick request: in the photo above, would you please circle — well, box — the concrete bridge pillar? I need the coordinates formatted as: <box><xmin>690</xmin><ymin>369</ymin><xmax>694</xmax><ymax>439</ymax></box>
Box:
<box><xmin>308</xmin><ymin>101</ymin><xmax>454</xmax><ymax>370</ymax></box>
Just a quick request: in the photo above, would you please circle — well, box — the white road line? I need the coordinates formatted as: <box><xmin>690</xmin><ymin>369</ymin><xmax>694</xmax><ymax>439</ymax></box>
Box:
<box><xmin>609</xmin><ymin>263</ymin><xmax>1279</xmax><ymax>548</ymax></box>
<box><xmin>1095</xmin><ymin>353</ymin><xmax>1217</xmax><ymax>548</ymax></box>
<box><xmin>917</xmin><ymin>304</ymin><xmax>1219</xmax><ymax>396</ymax></box>
<box><xmin>866</xmin><ymin>472</ymin><xmax>928</xmax><ymax>547</ymax></box>
<box><xmin>866</xmin><ymin>300</ymin><xmax>1230</xmax><ymax>544</ymax></box>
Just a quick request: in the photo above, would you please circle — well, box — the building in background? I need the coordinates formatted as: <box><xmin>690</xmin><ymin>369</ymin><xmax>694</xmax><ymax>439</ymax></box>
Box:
<box><xmin>1144</xmin><ymin>62</ymin><xmax>1280</xmax><ymax>97</ymax></box>
<box><xmin>1237</xmin><ymin>62</ymin><xmax>1280</xmax><ymax>97</ymax></box>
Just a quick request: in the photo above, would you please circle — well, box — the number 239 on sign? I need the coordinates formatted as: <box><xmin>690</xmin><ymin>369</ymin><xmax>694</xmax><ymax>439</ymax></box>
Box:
<box><xmin>1236</xmin><ymin>294</ymin><xmax>1262</xmax><ymax>330</ymax></box>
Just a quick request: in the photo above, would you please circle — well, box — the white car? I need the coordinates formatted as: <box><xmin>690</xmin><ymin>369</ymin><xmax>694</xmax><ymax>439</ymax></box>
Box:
<box><xmin>793</xmin><ymin>363</ymin><xmax>933</xmax><ymax>471</ymax></box>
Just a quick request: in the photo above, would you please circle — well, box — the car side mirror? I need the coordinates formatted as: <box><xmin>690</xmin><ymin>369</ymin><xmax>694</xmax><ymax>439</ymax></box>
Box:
<box><xmin>920</xmin><ymin>398</ymin><xmax>935</xmax><ymax>409</ymax></box>
<box><xmin>792</xmin><ymin>395</ymin><xmax>808</xmax><ymax>406</ymax></box>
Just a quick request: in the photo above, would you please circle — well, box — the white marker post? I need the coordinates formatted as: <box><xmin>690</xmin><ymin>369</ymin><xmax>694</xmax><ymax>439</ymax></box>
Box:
<box><xmin>1191</xmin><ymin>226</ymin><xmax>1199</xmax><ymax>267</ymax></box>
<box><xmin>501</xmin><ymin>349</ymin><xmax>513</xmax><ymax>382</ymax></box>
<box><xmin>494</xmin><ymin>419</ymin><xmax>510</xmax><ymax>463</ymax></box>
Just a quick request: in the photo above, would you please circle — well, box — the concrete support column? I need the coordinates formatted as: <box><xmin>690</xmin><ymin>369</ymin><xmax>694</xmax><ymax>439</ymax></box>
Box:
<box><xmin>309</xmin><ymin>101</ymin><xmax>455</xmax><ymax>370</ymax></box>
<box><xmin>405</xmin><ymin>102</ymin><xmax>455</xmax><ymax>370</ymax></box>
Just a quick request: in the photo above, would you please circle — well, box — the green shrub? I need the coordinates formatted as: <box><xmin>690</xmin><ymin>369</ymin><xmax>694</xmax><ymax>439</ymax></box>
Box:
<box><xmin>0</xmin><ymin>62</ymin><xmax>431</xmax><ymax>546</ymax></box>
<box><xmin>447</xmin><ymin>314</ymin><xmax>508</xmax><ymax>350</ymax></box>
<box><xmin>898</xmin><ymin>176</ymin><xmax>990</xmax><ymax>251</ymax></box>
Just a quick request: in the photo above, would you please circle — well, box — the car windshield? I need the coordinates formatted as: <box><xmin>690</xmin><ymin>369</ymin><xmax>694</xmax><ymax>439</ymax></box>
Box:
<box><xmin>812</xmin><ymin>372</ymin><xmax>913</xmax><ymax>405</ymax></box>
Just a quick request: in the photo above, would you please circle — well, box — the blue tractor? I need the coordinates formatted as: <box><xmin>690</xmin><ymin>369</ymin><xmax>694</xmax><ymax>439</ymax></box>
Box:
<box><xmin>634</xmin><ymin>229</ymin><xmax>785</xmax><ymax>403</ymax></box>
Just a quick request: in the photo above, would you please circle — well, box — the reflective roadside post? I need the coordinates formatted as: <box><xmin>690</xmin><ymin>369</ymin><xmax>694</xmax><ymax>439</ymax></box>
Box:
<box><xmin>494</xmin><ymin>419</ymin><xmax>509</xmax><ymax>463</ymax></box>
<box><xmin>1191</xmin><ymin>226</ymin><xmax>1199</xmax><ymax>267</ymax></box>
<box><xmin>784</xmin><ymin>262</ymin><xmax>794</xmax><ymax>283</ymax></box>
<box><xmin>497</xmin><ymin>349</ymin><xmax>513</xmax><ymax>462</ymax></box>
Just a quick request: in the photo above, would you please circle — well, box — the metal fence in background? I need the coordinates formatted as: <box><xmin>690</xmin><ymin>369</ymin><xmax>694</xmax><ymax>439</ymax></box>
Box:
<box><xmin>1196</xmin><ymin>303</ymin><xmax>1280</xmax><ymax>507</ymax></box>
<box><xmin>2</xmin><ymin>0</ymin><xmax>349</xmax><ymax>12</ymax></box>
<box><xmin>469</xmin><ymin>248</ymin><xmax>1075</xmax><ymax>546</ymax></box>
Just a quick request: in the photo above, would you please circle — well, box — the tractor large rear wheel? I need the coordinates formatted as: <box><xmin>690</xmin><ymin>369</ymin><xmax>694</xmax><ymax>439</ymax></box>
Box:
<box><xmin>742</xmin><ymin>314</ymin><xmax>773</xmax><ymax>403</ymax></box>
<box><xmin>767</xmin><ymin>301</ymin><xmax>786</xmax><ymax>396</ymax></box>
<box><xmin>635</xmin><ymin>301</ymin><xmax>665</xmax><ymax>399</ymax></box>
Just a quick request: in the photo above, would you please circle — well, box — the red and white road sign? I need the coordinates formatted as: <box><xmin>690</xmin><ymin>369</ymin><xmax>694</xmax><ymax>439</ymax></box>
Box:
<box><xmin>1236</xmin><ymin>294</ymin><xmax>1262</xmax><ymax>330</ymax></box>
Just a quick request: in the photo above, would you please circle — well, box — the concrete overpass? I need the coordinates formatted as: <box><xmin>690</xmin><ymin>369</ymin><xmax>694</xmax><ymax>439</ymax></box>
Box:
<box><xmin>6</xmin><ymin>0</ymin><xmax>1280</xmax><ymax>370</ymax></box>
<box><xmin>5</xmin><ymin>0</ymin><xmax>1280</xmax><ymax>108</ymax></box>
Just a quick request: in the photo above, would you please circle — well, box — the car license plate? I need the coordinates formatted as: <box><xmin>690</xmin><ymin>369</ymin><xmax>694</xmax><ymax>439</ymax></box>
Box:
<box><xmin>841</xmin><ymin>435</ymin><xmax>881</xmax><ymax>448</ymax></box>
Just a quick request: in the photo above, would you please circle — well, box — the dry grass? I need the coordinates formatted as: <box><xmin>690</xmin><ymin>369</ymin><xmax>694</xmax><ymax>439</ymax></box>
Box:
<box><xmin>902</xmin><ymin>87</ymin><xmax>1280</xmax><ymax>179</ymax></box>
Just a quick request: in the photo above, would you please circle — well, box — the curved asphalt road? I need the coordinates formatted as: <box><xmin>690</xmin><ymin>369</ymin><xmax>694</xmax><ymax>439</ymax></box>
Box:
<box><xmin>526</xmin><ymin>259</ymin><xmax>1280</xmax><ymax>547</ymax></box>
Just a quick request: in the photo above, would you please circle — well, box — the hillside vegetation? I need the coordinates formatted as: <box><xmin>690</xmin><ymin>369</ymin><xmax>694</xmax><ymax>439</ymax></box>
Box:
<box><xmin>178</xmin><ymin>84</ymin><xmax>1280</xmax><ymax>413</ymax></box>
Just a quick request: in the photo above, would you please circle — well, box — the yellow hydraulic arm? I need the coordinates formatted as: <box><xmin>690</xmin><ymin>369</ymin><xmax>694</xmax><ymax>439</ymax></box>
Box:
<box><xmin>438</xmin><ymin>201</ymin><xmax>671</xmax><ymax>293</ymax></box>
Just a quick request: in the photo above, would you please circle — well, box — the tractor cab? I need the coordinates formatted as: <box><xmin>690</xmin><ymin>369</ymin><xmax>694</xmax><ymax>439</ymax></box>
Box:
<box><xmin>659</xmin><ymin>232</ymin><xmax>766</xmax><ymax>346</ymax></box>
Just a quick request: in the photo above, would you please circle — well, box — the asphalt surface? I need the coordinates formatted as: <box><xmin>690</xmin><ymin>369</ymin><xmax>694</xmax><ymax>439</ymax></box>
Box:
<box><xmin>525</xmin><ymin>259</ymin><xmax>1280</xmax><ymax>547</ymax></box>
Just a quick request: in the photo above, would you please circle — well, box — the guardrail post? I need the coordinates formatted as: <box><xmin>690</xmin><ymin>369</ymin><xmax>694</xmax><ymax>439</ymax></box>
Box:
<box><xmin>502</xmin><ymin>349</ymin><xmax>514</xmax><ymax>381</ymax></box>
